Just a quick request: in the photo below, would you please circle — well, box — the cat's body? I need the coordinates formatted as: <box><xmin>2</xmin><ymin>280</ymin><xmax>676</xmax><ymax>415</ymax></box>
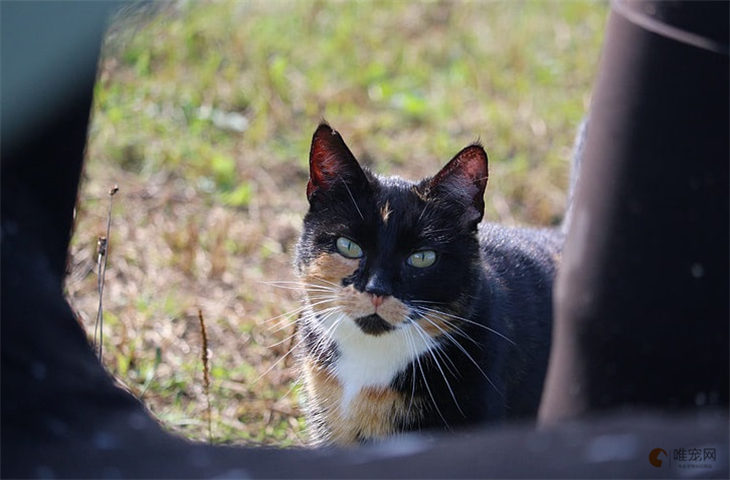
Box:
<box><xmin>294</xmin><ymin>124</ymin><xmax>562</xmax><ymax>445</ymax></box>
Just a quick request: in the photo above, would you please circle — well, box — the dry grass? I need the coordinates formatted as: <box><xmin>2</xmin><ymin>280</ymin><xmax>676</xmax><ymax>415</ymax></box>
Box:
<box><xmin>65</xmin><ymin>0</ymin><xmax>607</xmax><ymax>445</ymax></box>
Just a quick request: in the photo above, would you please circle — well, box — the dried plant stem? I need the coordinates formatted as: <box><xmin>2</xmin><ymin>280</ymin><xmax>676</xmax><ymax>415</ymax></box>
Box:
<box><xmin>198</xmin><ymin>308</ymin><xmax>213</xmax><ymax>443</ymax></box>
<box><xmin>94</xmin><ymin>185</ymin><xmax>119</xmax><ymax>361</ymax></box>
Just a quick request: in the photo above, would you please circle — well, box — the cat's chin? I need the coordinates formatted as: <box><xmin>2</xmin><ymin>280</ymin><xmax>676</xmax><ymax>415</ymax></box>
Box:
<box><xmin>354</xmin><ymin>314</ymin><xmax>395</xmax><ymax>336</ymax></box>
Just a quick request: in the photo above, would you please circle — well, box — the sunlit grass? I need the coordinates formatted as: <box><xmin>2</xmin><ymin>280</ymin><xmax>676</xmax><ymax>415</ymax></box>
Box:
<box><xmin>67</xmin><ymin>0</ymin><xmax>607</xmax><ymax>445</ymax></box>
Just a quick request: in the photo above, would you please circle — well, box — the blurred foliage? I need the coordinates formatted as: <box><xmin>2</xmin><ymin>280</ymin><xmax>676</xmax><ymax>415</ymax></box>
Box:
<box><xmin>69</xmin><ymin>0</ymin><xmax>607</xmax><ymax>446</ymax></box>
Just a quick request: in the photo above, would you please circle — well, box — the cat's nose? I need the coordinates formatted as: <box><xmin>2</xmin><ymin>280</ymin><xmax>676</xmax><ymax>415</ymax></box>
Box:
<box><xmin>370</xmin><ymin>294</ymin><xmax>386</xmax><ymax>308</ymax></box>
<box><xmin>364</xmin><ymin>272</ymin><xmax>391</xmax><ymax>299</ymax></box>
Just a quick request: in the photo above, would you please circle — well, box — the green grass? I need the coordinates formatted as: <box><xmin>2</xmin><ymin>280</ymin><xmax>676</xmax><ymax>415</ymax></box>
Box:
<box><xmin>67</xmin><ymin>0</ymin><xmax>607</xmax><ymax>445</ymax></box>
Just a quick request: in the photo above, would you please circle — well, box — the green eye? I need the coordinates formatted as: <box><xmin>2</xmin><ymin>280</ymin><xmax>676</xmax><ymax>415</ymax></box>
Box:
<box><xmin>335</xmin><ymin>237</ymin><xmax>363</xmax><ymax>259</ymax></box>
<box><xmin>407</xmin><ymin>250</ymin><xmax>437</xmax><ymax>268</ymax></box>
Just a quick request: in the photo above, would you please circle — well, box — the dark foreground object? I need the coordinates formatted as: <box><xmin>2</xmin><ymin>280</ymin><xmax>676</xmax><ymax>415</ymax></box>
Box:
<box><xmin>540</xmin><ymin>0</ymin><xmax>729</xmax><ymax>420</ymax></box>
<box><xmin>2</xmin><ymin>0</ymin><xmax>727</xmax><ymax>477</ymax></box>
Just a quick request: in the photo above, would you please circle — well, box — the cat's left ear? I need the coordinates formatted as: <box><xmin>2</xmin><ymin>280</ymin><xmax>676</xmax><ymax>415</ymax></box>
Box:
<box><xmin>307</xmin><ymin>123</ymin><xmax>368</xmax><ymax>202</ymax></box>
<box><xmin>422</xmin><ymin>144</ymin><xmax>489</xmax><ymax>228</ymax></box>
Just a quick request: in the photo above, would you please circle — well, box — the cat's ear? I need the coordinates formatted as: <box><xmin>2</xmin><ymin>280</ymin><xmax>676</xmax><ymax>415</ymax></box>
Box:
<box><xmin>307</xmin><ymin>123</ymin><xmax>368</xmax><ymax>201</ymax></box>
<box><xmin>422</xmin><ymin>144</ymin><xmax>488</xmax><ymax>228</ymax></box>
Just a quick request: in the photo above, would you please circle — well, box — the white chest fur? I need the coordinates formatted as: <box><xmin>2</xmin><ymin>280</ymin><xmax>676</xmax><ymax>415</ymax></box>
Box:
<box><xmin>319</xmin><ymin>312</ymin><xmax>435</xmax><ymax>413</ymax></box>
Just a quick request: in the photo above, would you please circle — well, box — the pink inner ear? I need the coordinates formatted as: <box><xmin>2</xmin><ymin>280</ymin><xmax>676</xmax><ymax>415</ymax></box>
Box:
<box><xmin>431</xmin><ymin>144</ymin><xmax>489</xmax><ymax>192</ymax></box>
<box><xmin>307</xmin><ymin>124</ymin><xmax>365</xmax><ymax>199</ymax></box>
<box><xmin>457</xmin><ymin>146</ymin><xmax>488</xmax><ymax>186</ymax></box>
<box><xmin>310</xmin><ymin>139</ymin><xmax>336</xmax><ymax>188</ymax></box>
<box><xmin>309</xmin><ymin>125</ymin><xmax>345</xmax><ymax>193</ymax></box>
<box><xmin>444</xmin><ymin>145</ymin><xmax>487</xmax><ymax>192</ymax></box>
<box><xmin>425</xmin><ymin>144</ymin><xmax>488</xmax><ymax>227</ymax></box>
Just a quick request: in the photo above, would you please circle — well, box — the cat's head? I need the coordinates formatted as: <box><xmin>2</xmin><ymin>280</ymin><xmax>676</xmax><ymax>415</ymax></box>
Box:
<box><xmin>295</xmin><ymin>123</ymin><xmax>488</xmax><ymax>337</ymax></box>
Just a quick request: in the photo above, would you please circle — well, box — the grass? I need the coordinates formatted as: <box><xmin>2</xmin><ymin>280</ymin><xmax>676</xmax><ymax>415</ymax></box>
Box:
<box><xmin>66</xmin><ymin>0</ymin><xmax>607</xmax><ymax>446</ymax></box>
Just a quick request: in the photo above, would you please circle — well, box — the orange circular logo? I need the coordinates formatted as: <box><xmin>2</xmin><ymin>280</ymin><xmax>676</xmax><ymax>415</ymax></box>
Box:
<box><xmin>649</xmin><ymin>448</ymin><xmax>668</xmax><ymax>468</ymax></box>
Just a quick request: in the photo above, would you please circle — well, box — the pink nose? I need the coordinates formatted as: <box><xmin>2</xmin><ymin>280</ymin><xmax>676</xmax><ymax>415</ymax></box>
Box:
<box><xmin>370</xmin><ymin>295</ymin><xmax>386</xmax><ymax>308</ymax></box>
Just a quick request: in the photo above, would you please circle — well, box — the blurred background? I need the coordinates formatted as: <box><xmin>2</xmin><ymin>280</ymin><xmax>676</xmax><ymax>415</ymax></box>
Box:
<box><xmin>66</xmin><ymin>0</ymin><xmax>607</xmax><ymax>445</ymax></box>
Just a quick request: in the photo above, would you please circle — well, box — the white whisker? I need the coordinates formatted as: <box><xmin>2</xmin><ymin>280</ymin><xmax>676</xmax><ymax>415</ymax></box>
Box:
<box><xmin>254</xmin><ymin>334</ymin><xmax>307</xmax><ymax>385</ymax></box>
<box><xmin>307</xmin><ymin>277</ymin><xmax>344</xmax><ymax>289</ymax></box>
<box><xmin>409</xmin><ymin>329</ymin><xmax>449</xmax><ymax>429</ymax></box>
<box><xmin>410</xmin><ymin>299</ymin><xmax>449</xmax><ymax>306</ymax></box>
<box><xmin>266</xmin><ymin>329</ymin><xmax>299</xmax><ymax>349</ymax></box>
<box><xmin>412</xmin><ymin>323</ymin><xmax>464</xmax><ymax>417</ymax></box>
<box><xmin>265</xmin><ymin>297</ymin><xmax>339</xmax><ymax>334</ymax></box>
<box><xmin>415</xmin><ymin>305</ymin><xmax>516</xmax><ymax>346</ymax></box>
<box><xmin>403</xmin><ymin>326</ymin><xmax>418</xmax><ymax>417</ymax></box>
<box><xmin>412</xmin><ymin>307</ymin><xmax>480</xmax><ymax>347</ymax></box>
<box><xmin>429</xmin><ymin>341</ymin><xmax>460</xmax><ymax>378</ymax></box>
<box><xmin>417</xmin><ymin>198</ymin><xmax>432</xmax><ymax>224</ymax></box>
<box><xmin>418</xmin><ymin>313</ymin><xmax>503</xmax><ymax>398</ymax></box>
<box><xmin>264</xmin><ymin>279</ymin><xmax>341</xmax><ymax>295</ymax></box>
<box><xmin>257</xmin><ymin>306</ymin><xmax>342</xmax><ymax>384</ymax></box>
<box><xmin>309</xmin><ymin>308</ymin><xmax>344</xmax><ymax>366</ymax></box>
<box><xmin>341</xmin><ymin>177</ymin><xmax>364</xmax><ymax>220</ymax></box>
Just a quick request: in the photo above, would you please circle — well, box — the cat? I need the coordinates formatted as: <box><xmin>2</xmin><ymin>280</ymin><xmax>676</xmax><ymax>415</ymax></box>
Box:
<box><xmin>293</xmin><ymin>123</ymin><xmax>562</xmax><ymax>445</ymax></box>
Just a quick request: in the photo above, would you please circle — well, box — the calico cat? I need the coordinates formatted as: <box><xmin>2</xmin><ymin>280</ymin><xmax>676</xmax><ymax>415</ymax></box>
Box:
<box><xmin>294</xmin><ymin>123</ymin><xmax>562</xmax><ymax>445</ymax></box>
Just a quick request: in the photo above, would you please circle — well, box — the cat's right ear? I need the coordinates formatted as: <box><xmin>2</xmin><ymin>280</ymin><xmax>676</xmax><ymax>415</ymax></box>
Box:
<box><xmin>420</xmin><ymin>144</ymin><xmax>489</xmax><ymax>229</ymax></box>
<box><xmin>307</xmin><ymin>123</ymin><xmax>368</xmax><ymax>202</ymax></box>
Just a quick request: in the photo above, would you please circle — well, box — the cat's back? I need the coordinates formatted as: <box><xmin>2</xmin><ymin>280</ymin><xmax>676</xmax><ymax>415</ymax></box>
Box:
<box><xmin>476</xmin><ymin>223</ymin><xmax>562</xmax><ymax>418</ymax></box>
<box><xmin>477</xmin><ymin>222</ymin><xmax>562</xmax><ymax>318</ymax></box>
<box><xmin>478</xmin><ymin>223</ymin><xmax>562</xmax><ymax>278</ymax></box>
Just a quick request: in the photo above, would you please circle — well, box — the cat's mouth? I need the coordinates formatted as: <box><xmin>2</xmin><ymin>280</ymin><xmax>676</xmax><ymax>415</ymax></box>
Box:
<box><xmin>354</xmin><ymin>314</ymin><xmax>395</xmax><ymax>336</ymax></box>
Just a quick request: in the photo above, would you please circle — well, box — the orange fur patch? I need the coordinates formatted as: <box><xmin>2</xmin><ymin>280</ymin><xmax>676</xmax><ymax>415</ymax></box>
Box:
<box><xmin>302</xmin><ymin>253</ymin><xmax>359</xmax><ymax>287</ymax></box>
<box><xmin>301</xmin><ymin>253</ymin><xmax>410</xmax><ymax>325</ymax></box>
<box><xmin>302</xmin><ymin>358</ymin><xmax>419</xmax><ymax>445</ymax></box>
<box><xmin>380</xmin><ymin>201</ymin><xmax>392</xmax><ymax>224</ymax></box>
<box><xmin>416</xmin><ymin>311</ymin><xmax>456</xmax><ymax>337</ymax></box>
<box><xmin>299</xmin><ymin>253</ymin><xmax>425</xmax><ymax>445</ymax></box>
<box><xmin>301</xmin><ymin>253</ymin><xmax>358</xmax><ymax>315</ymax></box>
<box><xmin>338</xmin><ymin>286</ymin><xmax>410</xmax><ymax>326</ymax></box>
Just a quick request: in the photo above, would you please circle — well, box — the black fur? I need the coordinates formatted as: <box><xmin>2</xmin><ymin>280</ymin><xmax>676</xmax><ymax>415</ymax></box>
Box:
<box><xmin>389</xmin><ymin>224</ymin><xmax>560</xmax><ymax>430</ymax></box>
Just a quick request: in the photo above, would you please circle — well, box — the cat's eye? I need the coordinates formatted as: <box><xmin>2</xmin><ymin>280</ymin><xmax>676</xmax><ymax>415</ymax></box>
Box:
<box><xmin>335</xmin><ymin>237</ymin><xmax>363</xmax><ymax>259</ymax></box>
<box><xmin>407</xmin><ymin>250</ymin><xmax>437</xmax><ymax>268</ymax></box>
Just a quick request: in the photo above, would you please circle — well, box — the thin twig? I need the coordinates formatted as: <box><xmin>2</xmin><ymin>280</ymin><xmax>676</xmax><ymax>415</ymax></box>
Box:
<box><xmin>94</xmin><ymin>185</ymin><xmax>119</xmax><ymax>361</ymax></box>
<box><xmin>198</xmin><ymin>308</ymin><xmax>213</xmax><ymax>443</ymax></box>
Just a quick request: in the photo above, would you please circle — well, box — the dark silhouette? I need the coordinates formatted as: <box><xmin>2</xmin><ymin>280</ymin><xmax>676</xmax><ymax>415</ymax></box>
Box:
<box><xmin>2</xmin><ymin>1</ymin><xmax>727</xmax><ymax>477</ymax></box>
